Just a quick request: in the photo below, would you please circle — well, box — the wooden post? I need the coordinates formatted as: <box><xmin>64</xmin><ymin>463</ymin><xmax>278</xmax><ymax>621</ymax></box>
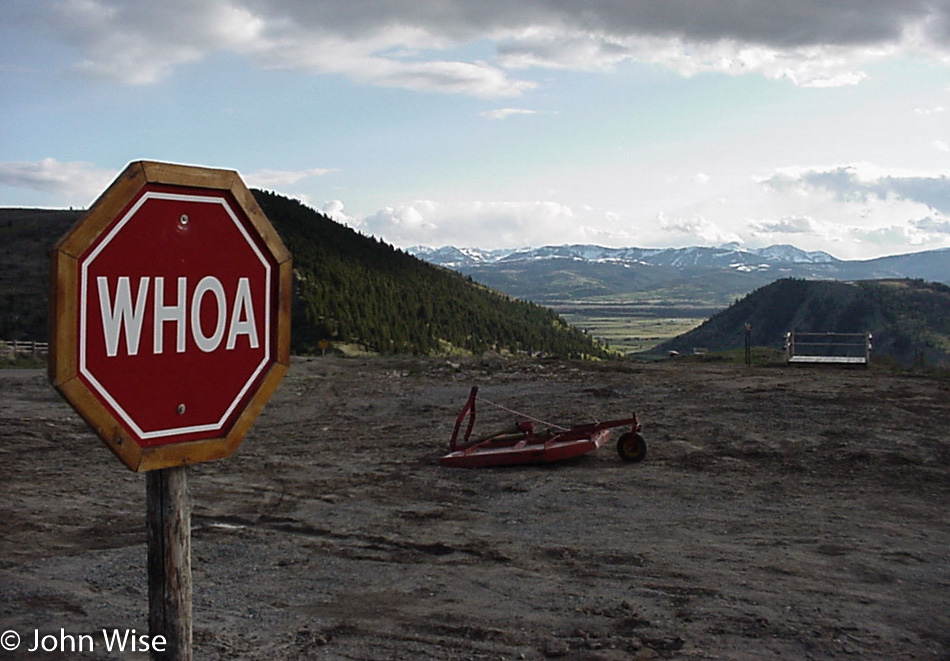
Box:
<box><xmin>744</xmin><ymin>323</ymin><xmax>752</xmax><ymax>367</ymax></box>
<box><xmin>147</xmin><ymin>466</ymin><xmax>192</xmax><ymax>661</ymax></box>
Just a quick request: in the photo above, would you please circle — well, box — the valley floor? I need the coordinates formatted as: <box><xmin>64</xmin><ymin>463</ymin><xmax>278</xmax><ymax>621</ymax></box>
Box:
<box><xmin>2</xmin><ymin>357</ymin><xmax>949</xmax><ymax>660</ymax></box>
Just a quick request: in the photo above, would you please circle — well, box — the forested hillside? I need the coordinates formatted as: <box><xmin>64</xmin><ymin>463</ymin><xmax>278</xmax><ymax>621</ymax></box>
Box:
<box><xmin>254</xmin><ymin>191</ymin><xmax>607</xmax><ymax>357</ymax></box>
<box><xmin>0</xmin><ymin>200</ymin><xmax>606</xmax><ymax>359</ymax></box>
<box><xmin>0</xmin><ymin>208</ymin><xmax>80</xmax><ymax>341</ymax></box>
<box><xmin>655</xmin><ymin>278</ymin><xmax>950</xmax><ymax>366</ymax></box>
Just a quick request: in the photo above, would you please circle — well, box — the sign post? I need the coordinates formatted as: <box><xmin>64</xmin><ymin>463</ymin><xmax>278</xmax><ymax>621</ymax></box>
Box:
<box><xmin>147</xmin><ymin>467</ymin><xmax>192</xmax><ymax>660</ymax></box>
<box><xmin>49</xmin><ymin>160</ymin><xmax>292</xmax><ymax>659</ymax></box>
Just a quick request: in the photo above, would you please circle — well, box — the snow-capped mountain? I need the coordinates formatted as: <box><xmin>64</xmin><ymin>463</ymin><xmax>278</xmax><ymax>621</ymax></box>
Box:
<box><xmin>751</xmin><ymin>244</ymin><xmax>835</xmax><ymax>264</ymax></box>
<box><xmin>405</xmin><ymin>245</ymin><xmax>512</xmax><ymax>268</ymax></box>
<box><xmin>408</xmin><ymin>243</ymin><xmax>838</xmax><ymax>270</ymax></box>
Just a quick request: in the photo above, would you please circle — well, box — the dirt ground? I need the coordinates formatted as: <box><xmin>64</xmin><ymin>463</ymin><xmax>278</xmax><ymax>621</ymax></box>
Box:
<box><xmin>1</xmin><ymin>355</ymin><xmax>949</xmax><ymax>660</ymax></box>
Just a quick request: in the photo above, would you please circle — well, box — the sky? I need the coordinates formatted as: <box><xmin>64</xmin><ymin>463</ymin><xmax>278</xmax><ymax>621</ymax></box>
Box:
<box><xmin>2</xmin><ymin>1</ymin><xmax>950</xmax><ymax>260</ymax></box>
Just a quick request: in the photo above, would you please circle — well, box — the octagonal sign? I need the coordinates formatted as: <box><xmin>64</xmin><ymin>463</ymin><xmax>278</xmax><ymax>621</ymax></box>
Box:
<box><xmin>50</xmin><ymin>161</ymin><xmax>292</xmax><ymax>471</ymax></box>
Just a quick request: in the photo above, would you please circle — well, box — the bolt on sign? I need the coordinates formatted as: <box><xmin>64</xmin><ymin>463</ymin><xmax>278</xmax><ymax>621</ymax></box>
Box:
<box><xmin>50</xmin><ymin>161</ymin><xmax>292</xmax><ymax>472</ymax></box>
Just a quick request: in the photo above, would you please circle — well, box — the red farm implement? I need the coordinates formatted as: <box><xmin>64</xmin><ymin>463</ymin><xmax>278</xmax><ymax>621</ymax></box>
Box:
<box><xmin>440</xmin><ymin>386</ymin><xmax>646</xmax><ymax>468</ymax></box>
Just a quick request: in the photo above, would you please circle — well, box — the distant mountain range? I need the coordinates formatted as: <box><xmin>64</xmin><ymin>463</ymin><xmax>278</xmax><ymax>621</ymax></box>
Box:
<box><xmin>410</xmin><ymin>243</ymin><xmax>838</xmax><ymax>269</ymax></box>
<box><xmin>408</xmin><ymin>243</ymin><xmax>950</xmax><ymax>308</ymax></box>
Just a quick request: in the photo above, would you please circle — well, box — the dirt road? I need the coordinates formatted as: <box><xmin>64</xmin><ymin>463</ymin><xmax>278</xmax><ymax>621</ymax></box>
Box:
<box><xmin>2</xmin><ymin>356</ymin><xmax>949</xmax><ymax>660</ymax></box>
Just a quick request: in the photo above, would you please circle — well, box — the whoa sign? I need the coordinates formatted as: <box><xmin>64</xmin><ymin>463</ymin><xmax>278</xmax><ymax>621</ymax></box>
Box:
<box><xmin>50</xmin><ymin>161</ymin><xmax>292</xmax><ymax>471</ymax></box>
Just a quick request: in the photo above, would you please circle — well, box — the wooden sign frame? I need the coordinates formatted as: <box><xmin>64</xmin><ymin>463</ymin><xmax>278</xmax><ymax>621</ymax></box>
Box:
<box><xmin>49</xmin><ymin>161</ymin><xmax>292</xmax><ymax>472</ymax></box>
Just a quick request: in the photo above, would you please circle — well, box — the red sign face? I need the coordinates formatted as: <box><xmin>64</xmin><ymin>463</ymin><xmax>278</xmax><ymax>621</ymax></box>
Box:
<box><xmin>77</xmin><ymin>185</ymin><xmax>275</xmax><ymax>447</ymax></box>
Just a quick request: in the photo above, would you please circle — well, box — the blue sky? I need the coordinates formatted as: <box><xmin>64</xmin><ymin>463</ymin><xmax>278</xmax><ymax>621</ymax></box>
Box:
<box><xmin>2</xmin><ymin>1</ymin><xmax>950</xmax><ymax>259</ymax></box>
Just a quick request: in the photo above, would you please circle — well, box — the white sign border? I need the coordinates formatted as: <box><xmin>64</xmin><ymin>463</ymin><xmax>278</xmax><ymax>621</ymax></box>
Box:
<box><xmin>79</xmin><ymin>191</ymin><xmax>273</xmax><ymax>441</ymax></box>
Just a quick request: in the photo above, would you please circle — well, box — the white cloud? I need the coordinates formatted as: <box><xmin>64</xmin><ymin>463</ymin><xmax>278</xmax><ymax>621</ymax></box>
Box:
<box><xmin>319</xmin><ymin>162</ymin><xmax>950</xmax><ymax>258</ymax></box>
<box><xmin>244</xmin><ymin>167</ymin><xmax>336</xmax><ymax>188</ymax></box>
<box><xmin>848</xmin><ymin>224</ymin><xmax>925</xmax><ymax>248</ymax></box>
<box><xmin>0</xmin><ymin>158</ymin><xmax>116</xmax><ymax>206</ymax></box>
<box><xmin>751</xmin><ymin>215</ymin><xmax>820</xmax><ymax>235</ymax></box>
<box><xmin>364</xmin><ymin>203</ymin><xmax>437</xmax><ymax>234</ymax></box>
<box><xmin>911</xmin><ymin>216</ymin><xmax>950</xmax><ymax>234</ymax></box>
<box><xmin>31</xmin><ymin>0</ymin><xmax>950</xmax><ymax>94</ymax></box>
<box><xmin>0</xmin><ymin>159</ymin><xmax>342</xmax><ymax>207</ymax></box>
<box><xmin>497</xmin><ymin>27</ymin><xmax>636</xmax><ymax>72</ymax></box>
<box><xmin>763</xmin><ymin>163</ymin><xmax>950</xmax><ymax>213</ymax></box>
<box><xmin>321</xmin><ymin>199</ymin><xmax>349</xmax><ymax>223</ymax></box>
<box><xmin>54</xmin><ymin>0</ymin><xmax>246</xmax><ymax>85</ymax></box>
<box><xmin>742</xmin><ymin>163</ymin><xmax>950</xmax><ymax>257</ymax></box>
<box><xmin>657</xmin><ymin>213</ymin><xmax>742</xmax><ymax>245</ymax></box>
<box><xmin>347</xmin><ymin>199</ymin><xmax>595</xmax><ymax>248</ymax></box>
<box><xmin>481</xmin><ymin>108</ymin><xmax>538</xmax><ymax>120</ymax></box>
<box><xmin>500</xmin><ymin>30</ymin><xmax>888</xmax><ymax>87</ymax></box>
<box><xmin>43</xmin><ymin>0</ymin><xmax>535</xmax><ymax>96</ymax></box>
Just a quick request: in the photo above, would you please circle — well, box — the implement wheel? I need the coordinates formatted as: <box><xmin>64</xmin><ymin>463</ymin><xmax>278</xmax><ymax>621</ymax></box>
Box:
<box><xmin>617</xmin><ymin>432</ymin><xmax>647</xmax><ymax>463</ymax></box>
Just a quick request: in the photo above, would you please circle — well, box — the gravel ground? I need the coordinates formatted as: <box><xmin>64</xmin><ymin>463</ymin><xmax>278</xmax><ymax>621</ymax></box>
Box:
<box><xmin>1</xmin><ymin>355</ymin><xmax>949</xmax><ymax>660</ymax></box>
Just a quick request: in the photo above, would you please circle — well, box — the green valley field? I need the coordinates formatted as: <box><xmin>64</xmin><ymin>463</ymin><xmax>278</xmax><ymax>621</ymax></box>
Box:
<box><xmin>551</xmin><ymin>300</ymin><xmax>716</xmax><ymax>355</ymax></box>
